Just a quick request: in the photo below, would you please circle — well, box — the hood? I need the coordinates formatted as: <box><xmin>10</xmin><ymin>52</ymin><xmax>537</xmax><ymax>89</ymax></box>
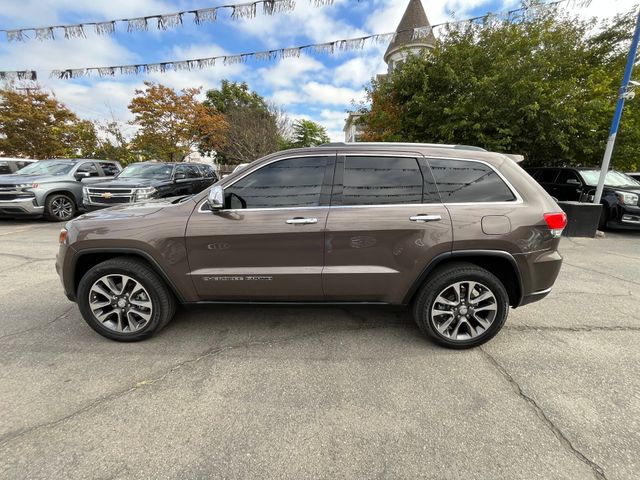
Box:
<box><xmin>89</xmin><ymin>177</ymin><xmax>168</xmax><ymax>189</ymax></box>
<box><xmin>77</xmin><ymin>197</ymin><xmax>184</xmax><ymax>221</ymax></box>
<box><xmin>603</xmin><ymin>185</ymin><xmax>640</xmax><ymax>194</ymax></box>
<box><xmin>0</xmin><ymin>174</ymin><xmax>65</xmax><ymax>185</ymax></box>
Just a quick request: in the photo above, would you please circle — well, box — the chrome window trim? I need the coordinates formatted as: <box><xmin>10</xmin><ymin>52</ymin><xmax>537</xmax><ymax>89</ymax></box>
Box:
<box><xmin>197</xmin><ymin>151</ymin><xmax>523</xmax><ymax>213</ymax></box>
<box><xmin>198</xmin><ymin>204</ymin><xmax>329</xmax><ymax>214</ymax></box>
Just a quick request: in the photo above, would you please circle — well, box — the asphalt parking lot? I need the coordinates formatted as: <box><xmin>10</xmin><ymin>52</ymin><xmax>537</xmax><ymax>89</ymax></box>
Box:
<box><xmin>0</xmin><ymin>220</ymin><xmax>638</xmax><ymax>480</ymax></box>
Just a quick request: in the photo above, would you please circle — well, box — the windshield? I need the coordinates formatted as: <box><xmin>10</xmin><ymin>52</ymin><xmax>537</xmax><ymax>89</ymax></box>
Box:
<box><xmin>117</xmin><ymin>164</ymin><xmax>174</xmax><ymax>179</ymax></box>
<box><xmin>16</xmin><ymin>161</ymin><xmax>74</xmax><ymax>176</ymax></box>
<box><xmin>580</xmin><ymin>170</ymin><xmax>640</xmax><ymax>188</ymax></box>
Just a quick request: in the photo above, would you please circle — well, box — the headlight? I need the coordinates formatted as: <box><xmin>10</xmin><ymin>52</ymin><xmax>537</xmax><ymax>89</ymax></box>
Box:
<box><xmin>134</xmin><ymin>187</ymin><xmax>157</xmax><ymax>201</ymax></box>
<box><xmin>15</xmin><ymin>183</ymin><xmax>37</xmax><ymax>190</ymax></box>
<box><xmin>616</xmin><ymin>191</ymin><xmax>639</xmax><ymax>205</ymax></box>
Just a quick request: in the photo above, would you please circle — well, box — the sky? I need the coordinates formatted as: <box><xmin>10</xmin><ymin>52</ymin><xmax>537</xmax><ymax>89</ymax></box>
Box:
<box><xmin>0</xmin><ymin>0</ymin><xmax>636</xmax><ymax>142</ymax></box>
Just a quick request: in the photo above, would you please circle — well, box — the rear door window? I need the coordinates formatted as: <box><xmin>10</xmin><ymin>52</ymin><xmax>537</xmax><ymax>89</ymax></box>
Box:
<box><xmin>428</xmin><ymin>158</ymin><xmax>516</xmax><ymax>203</ymax></box>
<box><xmin>339</xmin><ymin>156</ymin><xmax>426</xmax><ymax>206</ymax></box>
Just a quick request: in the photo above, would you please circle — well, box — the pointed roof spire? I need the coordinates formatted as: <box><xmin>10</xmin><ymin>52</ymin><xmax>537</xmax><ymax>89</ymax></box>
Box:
<box><xmin>384</xmin><ymin>0</ymin><xmax>436</xmax><ymax>63</ymax></box>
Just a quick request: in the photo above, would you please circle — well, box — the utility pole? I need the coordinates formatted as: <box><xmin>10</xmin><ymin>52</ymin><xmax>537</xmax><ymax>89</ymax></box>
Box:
<box><xmin>594</xmin><ymin>9</ymin><xmax>640</xmax><ymax>204</ymax></box>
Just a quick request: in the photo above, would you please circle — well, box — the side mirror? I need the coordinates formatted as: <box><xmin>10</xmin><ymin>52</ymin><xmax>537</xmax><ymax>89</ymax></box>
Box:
<box><xmin>207</xmin><ymin>185</ymin><xmax>224</xmax><ymax>211</ymax></box>
<box><xmin>75</xmin><ymin>171</ymin><xmax>90</xmax><ymax>180</ymax></box>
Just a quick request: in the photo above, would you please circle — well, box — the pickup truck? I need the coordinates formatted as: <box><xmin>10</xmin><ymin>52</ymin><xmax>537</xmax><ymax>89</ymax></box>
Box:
<box><xmin>82</xmin><ymin>162</ymin><xmax>217</xmax><ymax>210</ymax></box>
<box><xmin>0</xmin><ymin>159</ymin><xmax>122</xmax><ymax>221</ymax></box>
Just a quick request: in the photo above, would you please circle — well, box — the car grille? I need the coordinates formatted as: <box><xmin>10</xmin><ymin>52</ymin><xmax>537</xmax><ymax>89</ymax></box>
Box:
<box><xmin>0</xmin><ymin>186</ymin><xmax>34</xmax><ymax>201</ymax></box>
<box><xmin>86</xmin><ymin>187</ymin><xmax>134</xmax><ymax>205</ymax></box>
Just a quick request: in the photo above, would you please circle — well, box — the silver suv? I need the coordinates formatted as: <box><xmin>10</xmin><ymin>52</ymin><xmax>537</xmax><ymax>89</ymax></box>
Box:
<box><xmin>0</xmin><ymin>159</ymin><xmax>121</xmax><ymax>221</ymax></box>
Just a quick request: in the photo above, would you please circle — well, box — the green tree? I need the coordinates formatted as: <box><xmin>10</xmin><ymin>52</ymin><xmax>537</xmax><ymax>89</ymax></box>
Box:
<box><xmin>129</xmin><ymin>82</ymin><xmax>227</xmax><ymax>162</ymax></box>
<box><xmin>0</xmin><ymin>86</ymin><xmax>98</xmax><ymax>159</ymax></box>
<box><xmin>360</xmin><ymin>6</ymin><xmax>640</xmax><ymax>171</ymax></box>
<box><xmin>204</xmin><ymin>81</ymin><xmax>283</xmax><ymax>165</ymax></box>
<box><xmin>290</xmin><ymin>119</ymin><xmax>330</xmax><ymax>148</ymax></box>
<box><xmin>93</xmin><ymin>121</ymin><xmax>137</xmax><ymax>165</ymax></box>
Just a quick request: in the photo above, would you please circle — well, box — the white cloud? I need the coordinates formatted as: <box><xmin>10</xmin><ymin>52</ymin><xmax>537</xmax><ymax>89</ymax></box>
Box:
<box><xmin>271</xmin><ymin>81</ymin><xmax>364</xmax><ymax>106</ymax></box>
<box><xmin>334</xmin><ymin>54</ymin><xmax>386</xmax><ymax>87</ymax></box>
<box><xmin>0</xmin><ymin>0</ymin><xmax>173</xmax><ymax>28</ymax></box>
<box><xmin>233</xmin><ymin>0</ymin><xmax>368</xmax><ymax>46</ymax></box>
<box><xmin>257</xmin><ymin>55</ymin><xmax>325</xmax><ymax>88</ymax></box>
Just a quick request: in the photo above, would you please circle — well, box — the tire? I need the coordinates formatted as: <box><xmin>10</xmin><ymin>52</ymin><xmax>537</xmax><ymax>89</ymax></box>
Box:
<box><xmin>77</xmin><ymin>257</ymin><xmax>176</xmax><ymax>341</ymax></box>
<box><xmin>44</xmin><ymin>193</ymin><xmax>76</xmax><ymax>222</ymax></box>
<box><xmin>412</xmin><ymin>262</ymin><xmax>509</xmax><ymax>349</ymax></box>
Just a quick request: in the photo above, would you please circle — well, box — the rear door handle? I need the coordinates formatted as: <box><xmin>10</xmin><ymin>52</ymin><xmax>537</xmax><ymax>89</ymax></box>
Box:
<box><xmin>286</xmin><ymin>217</ymin><xmax>318</xmax><ymax>225</ymax></box>
<box><xmin>409</xmin><ymin>214</ymin><xmax>442</xmax><ymax>222</ymax></box>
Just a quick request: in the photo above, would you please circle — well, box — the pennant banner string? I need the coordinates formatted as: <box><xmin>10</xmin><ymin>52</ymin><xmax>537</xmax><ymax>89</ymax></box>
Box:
<box><xmin>1</xmin><ymin>0</ymin><xmax>335</xmax><ymax>42</ymax></box>
<box><xmin>0</xmin><ymin>0</ymin><xmax>593</xmax><ymax>81</ymax></box>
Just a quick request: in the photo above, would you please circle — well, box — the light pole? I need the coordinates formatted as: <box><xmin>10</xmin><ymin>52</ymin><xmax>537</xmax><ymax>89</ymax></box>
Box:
<box><xmin>594</xmin><ymin>9</ymin><xmax>640</xmax><ymax>204</ymax></box>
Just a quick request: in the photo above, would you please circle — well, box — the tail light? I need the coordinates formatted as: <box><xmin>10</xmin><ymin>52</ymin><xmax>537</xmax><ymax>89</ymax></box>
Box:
<box><xmin>543</xmin><ymin>212</ymin><xmax>567</xmax><ymax>238</ymax></box>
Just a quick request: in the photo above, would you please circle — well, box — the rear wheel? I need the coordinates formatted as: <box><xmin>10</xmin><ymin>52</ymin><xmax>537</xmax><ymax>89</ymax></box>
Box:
<box><xmin>77</xmin><ymin>257</ymin><xmax>176</xmax><ymax>341</ymax></box>
<box><xmin>44</xmin><ymin>193</ymin><xmax>76</xmax><ymax>221</ymax></box>
<box><xmin>413</xmin><ymin>262</ymin><xmax>509</xmax><ymax>349</ymax></box>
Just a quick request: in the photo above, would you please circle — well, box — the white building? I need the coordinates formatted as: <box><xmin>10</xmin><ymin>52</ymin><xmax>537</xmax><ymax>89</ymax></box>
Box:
<box><xmin>343</xmin><ymin>0</ymin><xmax>436</xmax><ymax>141</ymax></box>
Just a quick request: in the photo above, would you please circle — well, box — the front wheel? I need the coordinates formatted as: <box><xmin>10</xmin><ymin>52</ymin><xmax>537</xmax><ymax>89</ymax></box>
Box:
<box><xmin>44</xmin><ymin>193</ymin><xmax>76</xmax><ymax>221</ymax></box>
<box><xmin>77</xmin><ymin>257</ymin><xmax>176</xmax><ymax>341</ymax></box>
<box><xmin>413</xmin><ymin>262</ymin><xmax>509</xmax><ymax>349</ymax></box>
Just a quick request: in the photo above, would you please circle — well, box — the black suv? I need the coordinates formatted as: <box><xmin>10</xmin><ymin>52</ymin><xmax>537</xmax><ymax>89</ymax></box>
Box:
<box><xmin>83</xmin><ymin>162</ymin><xmax>218</xmax><ymax>210</ymax></box>
<box><xmin>526</xmin><ymin>167</ymin><xmax>640</xmax><ymax>229</ymax></box>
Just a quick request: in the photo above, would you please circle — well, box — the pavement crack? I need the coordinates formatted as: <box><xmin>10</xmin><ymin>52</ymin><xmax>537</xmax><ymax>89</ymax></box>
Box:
<box><xmin>0</xmin><ymin>306</ymin><xmax>75</xmax><ymax>341</ymax></box>
<box><xmin>505</xmin><ymin>324</ymin><xmax>640</xmax><ymax>332</ymax></box>
<box><xmin>0</xmin><ymin>252</ymin><xmax>51</xmax><ymax>262</ymax></box>
<box><xmin>563</xmin><ymin>262</ymin><xmax>640</xmax><ymax>287</ymax></box>
<box><xmin>0</xmin><ymin>322</ymin><xmax>402</xmax><ymax>449</ymax></box>
<box><xmin>479</xmin><ymin>348</ymin><xmax>607</xmax><ymax>480</ymax></box>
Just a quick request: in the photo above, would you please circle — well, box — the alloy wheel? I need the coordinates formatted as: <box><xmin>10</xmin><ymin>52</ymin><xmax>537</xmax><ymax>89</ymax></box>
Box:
<box><xmin>51</xmin><ymin>197</ymin><xmax>73</xmax><ymax>219</ymax></box>
<box><xmin>88</xmin><ymin>274</ymin><xmax>153</xmax><ymax>333</ymax></box>
<box><xmin>430</xmin><ymin>281</ymin><xmax>498</xmax><ymax>341</ymax></box>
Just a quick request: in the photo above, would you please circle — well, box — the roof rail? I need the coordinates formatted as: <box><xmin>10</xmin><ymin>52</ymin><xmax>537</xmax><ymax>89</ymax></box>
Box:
<box><xmin>319</xmin><ymin>142</ymin><xmax>486</xmax><ymax>152</ymax></box>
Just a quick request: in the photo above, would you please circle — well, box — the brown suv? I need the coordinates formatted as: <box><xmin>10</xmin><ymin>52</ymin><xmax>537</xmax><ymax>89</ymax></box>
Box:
<box><xmin>56</xmin><ymin>143</ymin><xmax>566</xmax><ymax>348</ymax></box>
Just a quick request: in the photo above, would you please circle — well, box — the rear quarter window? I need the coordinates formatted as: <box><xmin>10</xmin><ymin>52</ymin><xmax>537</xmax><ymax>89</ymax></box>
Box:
<box><xmin>428</xmin><ymin>158</ymin><xmax>516</xmax><ymax>203</ymax></box>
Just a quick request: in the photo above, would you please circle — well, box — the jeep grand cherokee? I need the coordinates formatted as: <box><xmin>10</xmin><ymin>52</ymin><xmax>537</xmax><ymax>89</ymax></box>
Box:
<box><xmin>56</xmin><ymin>143</ymin><xmax>566</xmax><ymax>348</ymax></box>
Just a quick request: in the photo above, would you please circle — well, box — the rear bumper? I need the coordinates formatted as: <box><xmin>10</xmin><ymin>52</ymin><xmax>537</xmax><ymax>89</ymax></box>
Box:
<box><xmin>0</xmin><ymin>197</ymin><xmax>44</xmax><ymax>217</ymax></box>
<box><xmin>514</xmin><ymin>249</ymin><xmax>563</xmax><ymax>307</ymax></box>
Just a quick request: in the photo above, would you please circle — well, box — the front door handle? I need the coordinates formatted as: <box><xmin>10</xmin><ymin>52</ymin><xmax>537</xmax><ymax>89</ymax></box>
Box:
<box><xmin>409</xmin><ymin>214</ymin><xmax>442</xmax><ymax>222</ymax></box>
<box><xmin>286</xmin><ymin>217</ymin><xmax>318</xmax><ymax>225</ymax></box>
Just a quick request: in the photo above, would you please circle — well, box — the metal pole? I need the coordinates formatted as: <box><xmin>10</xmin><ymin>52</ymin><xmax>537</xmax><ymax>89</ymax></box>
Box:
<box><xmin>594</xmin><ymin>9</ymin><xmax>640</xmax><ymax>204</ymax></box>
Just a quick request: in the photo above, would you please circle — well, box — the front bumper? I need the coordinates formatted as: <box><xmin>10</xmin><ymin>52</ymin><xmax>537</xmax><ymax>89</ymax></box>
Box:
<box><xmin>0</xmin><ymin>197</ymin><xmax>44</xmax><ymax>217</ymax></box>
<box><xmin>607</xmin><ymin>204</ymin><xmax>640</xmax><ymax>230</ymax></box>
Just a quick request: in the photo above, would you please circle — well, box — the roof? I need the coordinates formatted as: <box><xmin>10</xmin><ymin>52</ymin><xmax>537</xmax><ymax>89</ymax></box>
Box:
<box><xmin>321</xmin><ymin>142</ymin><xmax>486</xmax><ymax>152</ymax></box>
<box><xmin>384</xmin><ymin>0</ymin><xmax>436</xmax><ymax>61</ymax></box>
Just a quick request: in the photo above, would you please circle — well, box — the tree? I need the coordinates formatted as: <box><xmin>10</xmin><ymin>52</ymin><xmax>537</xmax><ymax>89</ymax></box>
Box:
<box><xmin>93</xmin><ymin>121</ymin><xmax>137</xmax><ymax>165</ymax></box>
<box><xmin>204</xmin><ymin>81</ymin><xmax>283</xmax><ymax>165</ymax></box>
<box><xmin>0</xmin><ymin>86</ymin><xmax>98</xmax><ymax>158</ymax></box>
<box><xmin>129</xmin><ymin>82</ymin><xmax>227</xmax><ymax>162</ymax></box>
<box><xmin>289</xmin><ymin>119</ymin><xmax>330</xmax><ymax>148</ymax></box>
<box><xmin>360</xmin><ymin>6</ymin><xmax>640</xmax><ymax>171</ymax></box>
